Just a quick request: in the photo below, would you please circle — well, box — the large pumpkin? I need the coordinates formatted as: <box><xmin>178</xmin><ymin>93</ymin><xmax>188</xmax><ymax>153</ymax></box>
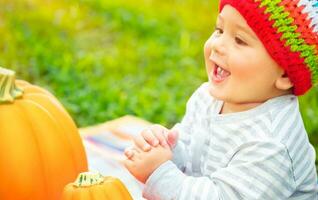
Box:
<box><xmin>0</xmin><ymin>67</ymin><xmax>88</xmax><ymax>200</ymax></box>
<box><xmin>62</xmin><ymin>172</ymin><xmax>133</xmax><ymax>200</ymax></box>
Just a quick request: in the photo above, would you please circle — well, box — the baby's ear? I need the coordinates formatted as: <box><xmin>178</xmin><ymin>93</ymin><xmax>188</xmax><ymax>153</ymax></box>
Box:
<box><xmin>275</xmin><ymin>73</ymin><xmax>293</xmax><ymax>91</ymax></box>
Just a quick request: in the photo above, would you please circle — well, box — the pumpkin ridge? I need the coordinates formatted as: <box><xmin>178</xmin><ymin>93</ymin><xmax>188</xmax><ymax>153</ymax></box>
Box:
<box><xmin>18</xmin><ymin>84</ymin><xmax>54</xmax><ymax>97</ymax></box>
<box><xmin>88</xmin><ymin>185</ymin><xmax>97</xmax><ymax>200</ymax></box>
<box><xmin>17</xmin><ymin>99</ymin><xmax>77</xmax><ymax>200</ymax></box>
<box><xmin>14</xmin><ymin>100</ymin><xmax>50</xmax><ymax>198</ymax></box>
<box><xmin>23</xmin><ymin>93</ymin><xmax>87</xmax><ymax>174</ymax></box>
<box><xmin>101</xmin><ymin>183</ymin><xmax>112</xmax><ymax>199</ymax></box>
<box><xmin>0</xmin><ymin>104</ymin><xmax>46</xmax><ymax>199</ymax></box>
<box><xmin>112</xmin><ymin>177</ymin><xmax>133</xmax><ymax>199</ymax></box>
<box><xmin>15</xmin><ymin>79</ymin><xmax>30</xmax><ymax>87</ymax></box>
<box><xmin>61</xmin><ymin>184</ymin><xmax>74</xmax><ymax>200</ymax></box>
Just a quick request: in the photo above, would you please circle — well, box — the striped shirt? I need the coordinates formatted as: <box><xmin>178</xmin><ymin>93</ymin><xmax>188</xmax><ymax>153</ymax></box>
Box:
<box><xmin>143</xmin><ymin>83</ymin><xmax>318</xmax><ymax>200</ymax></box>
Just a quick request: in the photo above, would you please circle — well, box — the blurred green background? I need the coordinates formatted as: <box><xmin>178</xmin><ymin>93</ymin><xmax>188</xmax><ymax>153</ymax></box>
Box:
<box><xmin>1</xmin><ymin>0</ymin><xmax>317</xmax><ymax>168</ymax></box>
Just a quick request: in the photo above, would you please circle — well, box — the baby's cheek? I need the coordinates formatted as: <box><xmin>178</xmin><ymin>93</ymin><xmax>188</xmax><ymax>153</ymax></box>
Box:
<box><xmin>204</xmin><ymin>39</ymin><xmax>213</xmax><ymax>55</ymax></box>
<box><xmin>231</xmin><ymin>62</ymin><xmax>253</xmax><ymax>80</ymax></box>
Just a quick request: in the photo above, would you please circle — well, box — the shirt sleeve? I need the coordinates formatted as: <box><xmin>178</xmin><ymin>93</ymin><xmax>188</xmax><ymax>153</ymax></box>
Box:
<box><xmin>170</xmin><ymin>84</ymin><xmax>206</xmax><ymax>173</ymax></box>
<box><xmin>143</xmin><ymin>140</ymin><xmax>296</xmax><ymax>200</ymax></box>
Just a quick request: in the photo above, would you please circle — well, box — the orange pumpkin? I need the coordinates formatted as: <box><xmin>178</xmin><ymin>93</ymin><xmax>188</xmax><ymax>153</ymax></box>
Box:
<box><xmin>62</xmin><ymin>172</ymin><xmax>133</xmax><ymax>200</ymax></box>
<box><xmin>0</xmin><ymin>67</ymin><xmax>88</xmax><ymax>200</ymax></box>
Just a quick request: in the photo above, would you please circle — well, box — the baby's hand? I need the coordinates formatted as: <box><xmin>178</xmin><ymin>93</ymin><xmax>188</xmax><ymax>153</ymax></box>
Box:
<box><xmin>126</xmin><ymin>124</ymin><xmax>179</xmax><ymax>156</ymax></box>
<box><xmin>123</xmin><ymin>145</ymin><xmax>172</xmax><ymax>183</ymax></box>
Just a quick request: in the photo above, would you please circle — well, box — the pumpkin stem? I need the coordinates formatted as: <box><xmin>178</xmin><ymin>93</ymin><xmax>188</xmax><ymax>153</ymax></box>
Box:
<box><xmin>73</xmin><ymin>172</ymin><xmax>104</xmax><ymax>187</ymax></box>
<box><xmin>0</xmin><ymin>67</ymin><xmax>23</xmax><ymax>103</ymax></box>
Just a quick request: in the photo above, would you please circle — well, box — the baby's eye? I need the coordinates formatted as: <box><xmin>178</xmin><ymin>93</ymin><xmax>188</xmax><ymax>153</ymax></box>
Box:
<box><xmin>235</xmin><ymin>37</ymin><xmax>247</xmax><ymax>45</ymax></box>
<box><xmin>214</xmin><ymin>27</ymin><xmax>223</xmax><ymax>35</ymax></box>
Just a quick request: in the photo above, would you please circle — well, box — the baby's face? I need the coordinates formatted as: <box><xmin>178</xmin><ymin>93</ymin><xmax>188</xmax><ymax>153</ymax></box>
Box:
<box><xmin>204</xmin><ymin>5</ymin><xmax>289</xmax><ymax>105</ymax></box>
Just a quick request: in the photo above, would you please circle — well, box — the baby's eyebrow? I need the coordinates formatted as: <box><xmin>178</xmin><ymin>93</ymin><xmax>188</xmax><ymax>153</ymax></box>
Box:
<box><xmin>217</xmin><ymin>14</ymin><xmax>258</xmax><ymax>41</ymax></box>
<box><xmin>235</xmin><ymin>24</ymin><xmax>258</xmax><ymax>41</ymax></box>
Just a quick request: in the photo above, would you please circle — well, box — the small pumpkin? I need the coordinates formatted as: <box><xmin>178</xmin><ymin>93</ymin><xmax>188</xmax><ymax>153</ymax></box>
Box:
<box><xmin>62</xmin><ymin>172</ymin><xmax>133</xmax><ymax>200</ymax></box>
<box><xmin>0</xmin><ymin>67</ymin><xmax>88</xmax><ymax>200</ymax></box>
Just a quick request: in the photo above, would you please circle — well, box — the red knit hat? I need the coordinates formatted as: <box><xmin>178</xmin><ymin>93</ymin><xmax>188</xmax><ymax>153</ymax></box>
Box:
<box><xmin>219</xmin><ymin>0</ymin><xmax>318</xmax><ymax>95</ymax></box>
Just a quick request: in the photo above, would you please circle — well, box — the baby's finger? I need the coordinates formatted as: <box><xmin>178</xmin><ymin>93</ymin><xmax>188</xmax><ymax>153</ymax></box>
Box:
<box><xmin>153</xmin><ymin>130</ymin><xmax>168</xmax><ymax>147</ymax></box>
<box><xmin>141</xmin><ymin>128</ymin><xmax>159</xmax><ymax>147</ymax></box>
<box><xmin>151</xmin><ymin>125</ymin><xmax>169</xmax><ymax>147</ymax></box>
<box><xmin>124</xmin><ymin>148</ymin><xmax>134</xmax><ymax>159</ymax></box>
<box><xmin>134</xmin><ymin>134</ymin><xmax>152</xmax><ymax>152</ymax></box>
<box><xmin>167</xmin><ymin>129</ymin><xmax>179</xmax><ymax>148</ymax></box>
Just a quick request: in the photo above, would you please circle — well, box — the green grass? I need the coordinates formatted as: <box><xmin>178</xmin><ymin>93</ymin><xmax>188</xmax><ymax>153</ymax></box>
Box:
<box><xmin>1</xmin><ymin>0</ymin><xmax>317</xmax><ymax>169</ymax></box>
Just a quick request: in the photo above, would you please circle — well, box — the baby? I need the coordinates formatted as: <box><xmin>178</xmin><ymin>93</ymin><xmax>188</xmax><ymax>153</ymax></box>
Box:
<box><xmin>124</xmin><ymin>0</ymin><xmax>318</xmax><ymax>199</ymax></box>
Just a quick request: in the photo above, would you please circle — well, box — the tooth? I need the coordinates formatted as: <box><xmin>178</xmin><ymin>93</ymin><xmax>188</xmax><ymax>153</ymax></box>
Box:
<box><xmin>217</xmin><ymin>66</ymin><xmax>222</xmax><ymax>74</ymax></box>
<box><xmin>220</xmin><ymin>69</ymin><xmax>225</xmax><ymax>76</ymax></box>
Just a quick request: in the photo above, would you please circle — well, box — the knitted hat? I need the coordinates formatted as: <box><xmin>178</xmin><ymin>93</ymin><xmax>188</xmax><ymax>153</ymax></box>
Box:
<box><xmin>219</xmin><ymin>0</ymin><xmax>318</xmax><ymax>95</ymax></box>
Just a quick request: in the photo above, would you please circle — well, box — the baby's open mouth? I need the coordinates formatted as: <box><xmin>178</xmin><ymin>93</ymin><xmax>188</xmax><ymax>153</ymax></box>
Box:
<box><xmin>212</xmin><ymin>64</ymin><xmax>231</xmax><ymax>83</ymax></box>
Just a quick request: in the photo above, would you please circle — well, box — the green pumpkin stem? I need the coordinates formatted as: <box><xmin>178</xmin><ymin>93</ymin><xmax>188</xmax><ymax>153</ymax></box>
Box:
<box><xmin>73</xmin><ymin>172</ymin><xmax>104</xmax><ymax>187</ymax></box>
<box><xmin>0</xmin><ymin>67</ymin><xmax>23</xmax><ymax>103</ymax></box>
